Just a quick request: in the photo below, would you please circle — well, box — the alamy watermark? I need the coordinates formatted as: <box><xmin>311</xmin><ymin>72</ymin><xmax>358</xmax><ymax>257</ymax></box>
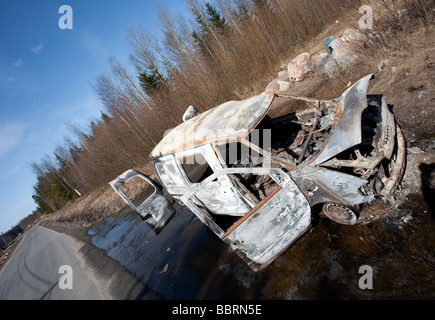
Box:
<box><xmin>58</xmin><ymin>265</ymin><xmax>73</xmax><ymax>290</ymax></box>
<box><xmin>358</xmin><ymin>265</ymin><xmax>373</xmax><ymax>290</ymax></box>
<box><xmin>59</xmin><ymin>5</ymin><xmax>73</xmax><ymax>30</ymax></box>
<box><xmin>359</xmin><ymin>5</ymin><xmax>373</xmax><ymax>30</ymax></box>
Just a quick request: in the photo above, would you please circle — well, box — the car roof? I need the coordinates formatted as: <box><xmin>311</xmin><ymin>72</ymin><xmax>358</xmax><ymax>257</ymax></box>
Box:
<box><xmin>150</xmin><ymin>92</ymin><xmax>274</xmax><ymax>159</ymax></box>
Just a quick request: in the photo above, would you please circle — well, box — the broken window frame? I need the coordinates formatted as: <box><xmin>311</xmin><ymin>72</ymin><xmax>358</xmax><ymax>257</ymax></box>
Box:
<box><xmin>109</xmin><ymin>169</ymin><xmax>176</xmax><ymax>234</ymax></box>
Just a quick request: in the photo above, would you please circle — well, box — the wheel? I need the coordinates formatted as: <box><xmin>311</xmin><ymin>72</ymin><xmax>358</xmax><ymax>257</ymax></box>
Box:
<box><xmin>322</xmin><ymin>203</ymin><xmax>358</xmax><ymax>225</ymax></box>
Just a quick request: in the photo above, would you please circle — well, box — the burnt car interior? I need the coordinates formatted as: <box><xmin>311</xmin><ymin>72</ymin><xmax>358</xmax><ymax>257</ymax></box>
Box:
<box><xmin>320</xmin><ymin>95</ymin><xmax>396</xmax><ymax>182</ymax></box>
<box><xmin>239</xmin><ymin>92</ymin><xmax>398</xmax><ymax>196</ymax></box>
<box><xmin>217</xmin><ymin>142</ymin><xmax>277</xmax><ymax>199</ymax></box>
<box><xmin>249</xmin><ymin>94</ymin><xmax>337</xmax><ymax>167</ymax></box>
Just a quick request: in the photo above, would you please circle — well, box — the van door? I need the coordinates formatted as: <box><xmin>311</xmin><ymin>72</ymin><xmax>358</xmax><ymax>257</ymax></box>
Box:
<box><xmin>109</xmin><ymin>169</ymin><xmax>175</xmax><ymax>234</ymax></box>
<box><xmin>223</xmin><ymin>168</ymin><xmax>311</xmax><ymax>271</ymax></box>
<box><xmin>181</xmin><ymin>167</ymin><xmax>311</xmax><ymax>271</ymax></box>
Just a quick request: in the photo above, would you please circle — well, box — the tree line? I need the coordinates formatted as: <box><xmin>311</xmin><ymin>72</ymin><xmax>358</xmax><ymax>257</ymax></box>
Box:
<box><xmin>1</xmin><ymin>210</ymin><xmax>41</xmax><ymax>245</ymax></box>
<box><xmin>31</xmin><ymin>0</ymin><xmax>362</xmax><ymax>213</ymax></box>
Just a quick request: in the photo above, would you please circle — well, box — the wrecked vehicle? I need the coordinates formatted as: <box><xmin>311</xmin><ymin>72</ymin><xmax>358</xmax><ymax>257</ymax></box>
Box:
<box><xmin>110</xmin><ymin>74</ymin><xmax>406</xmax><ymax>271</ymax></box>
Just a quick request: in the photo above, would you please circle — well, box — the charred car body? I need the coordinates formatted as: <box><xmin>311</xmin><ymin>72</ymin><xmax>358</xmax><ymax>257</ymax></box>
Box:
<box><xmin>110</xmin><ymin>74</ymin><xmax>406</xmax><ymax>271</ymax></box>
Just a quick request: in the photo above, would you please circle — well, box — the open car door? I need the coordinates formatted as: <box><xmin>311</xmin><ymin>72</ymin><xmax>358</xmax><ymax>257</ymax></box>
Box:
<box><xmin>109</xmin><ymin>169</ymin><xmax>175</xmax><ymax>234</ymax></box>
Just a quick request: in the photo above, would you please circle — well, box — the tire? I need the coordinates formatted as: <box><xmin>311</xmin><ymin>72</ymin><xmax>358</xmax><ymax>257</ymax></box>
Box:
<box><xmin>322</xmin><ymin>203</ymin><xmax>358</xmax><ymax>225</ymax></box>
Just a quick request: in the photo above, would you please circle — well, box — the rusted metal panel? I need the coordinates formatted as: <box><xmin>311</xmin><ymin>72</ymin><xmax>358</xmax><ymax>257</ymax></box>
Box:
<box><xmin>311</xmin><ymin>74</ymin><xmax>374</xmax><ymax>165</ymax></box>
<box><xmin>222</xmin><ymin>186</ymin><xmax>283</xmax><ymax>239</ymax></box>
<box><xmin>150</xmin><ymin>93</ymin><xmax>274</xmax><ymax>158</ymax></box>
<box><xmin>378</xmin><ymin>95</ymin><xmax>396</xmax><ymax>160</ymax></box>
<box><xmin>290</xmin><ymin>166</ymin><xmax>374</xmax><ymax>206</ymax></box>
<box><xmin>225</xmin><ymin>177</ymin><xmax>311</xmax><ymax>270</ymax></box>
<box><xmin>379</xmin><ymin>124</ymin><xmax>406</xmax><ymax>201</ymax></box>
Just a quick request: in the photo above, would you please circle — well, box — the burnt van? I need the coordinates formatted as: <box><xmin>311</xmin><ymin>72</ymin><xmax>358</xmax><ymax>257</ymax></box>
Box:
<box><xmin>110</xmin><ymin>74</ymin><xmax>405</xmax><ymax>271</ymax></box>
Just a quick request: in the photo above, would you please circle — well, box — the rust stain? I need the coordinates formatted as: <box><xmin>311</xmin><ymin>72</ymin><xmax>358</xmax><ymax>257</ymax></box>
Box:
<box><xmin>222</xmin><ymin>186</ymin><xmax>283</xmax><ymax>240</ymax></box>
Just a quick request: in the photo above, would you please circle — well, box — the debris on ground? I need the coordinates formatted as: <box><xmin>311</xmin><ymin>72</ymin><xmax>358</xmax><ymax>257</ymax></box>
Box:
<box><xmin>265</xmin><ymin>27</ymin><xmax>371</xmax><ymax>91</ymax></box>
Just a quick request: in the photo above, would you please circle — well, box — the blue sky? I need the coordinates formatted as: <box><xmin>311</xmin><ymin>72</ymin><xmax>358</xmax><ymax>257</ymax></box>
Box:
<box><xmin>0</xmin><ymin>0</ymin><xmax>191</xmax><ymax>233</ymax></box>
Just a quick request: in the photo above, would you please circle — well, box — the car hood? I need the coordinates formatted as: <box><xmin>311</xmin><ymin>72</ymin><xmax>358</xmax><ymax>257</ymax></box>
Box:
<box><xmin>311</xmin><ymin>74</ymin><xmax>374</xmax><ymax>165</ymax></box>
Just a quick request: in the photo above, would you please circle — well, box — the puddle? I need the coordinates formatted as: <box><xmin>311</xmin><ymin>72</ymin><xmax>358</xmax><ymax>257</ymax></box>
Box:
<box><xmin>89</xmin><ymin>203</ymin><xmax>264</xmax><ymax>299</ymax></box>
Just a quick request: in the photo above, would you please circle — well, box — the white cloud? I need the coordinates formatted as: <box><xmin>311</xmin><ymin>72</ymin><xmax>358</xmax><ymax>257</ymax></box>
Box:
<box><xmin>0</xmin><ymin>123</ymin><xmax>24</xmax><ymax>157</ymax></box>
<box><xmin>7</xmin><ymin>77</ymin><xmax>14</xmax><ymax>82</ymax></box>
<box><xmin>31</xmin><ymin>44</ymin><xmax>43</xmax><ymax>55</ymax></box>
<box><xmin>13</xmin><ymin>59</ymin><xmax>23</xmax><ymax>67</ymax></box>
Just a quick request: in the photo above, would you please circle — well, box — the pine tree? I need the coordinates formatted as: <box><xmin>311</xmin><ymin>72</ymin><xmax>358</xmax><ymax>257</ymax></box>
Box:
<box><xmin>138</xmin><ymin>66</ymin><xmax>166</xmax><ymax>96</ymax></box>
<box><xmin>192</xmin><ymin>5</ymin><xmax>209</xmax><ymax>33</ymax></box>
<box><xmin>205</xmin><ymin>2</ymin><xmax>228</xmax><ymax>34</ymax></box>
<box><xmin>100</xmin><ymin>112</ymin><xmax>111</xmax><ymax>123</ymax></box>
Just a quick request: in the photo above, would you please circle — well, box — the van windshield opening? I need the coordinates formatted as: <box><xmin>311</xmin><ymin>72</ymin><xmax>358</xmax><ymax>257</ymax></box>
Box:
<box><xmin>179</xmin><ymin>153</ymin><xmax>214</xmax><ymax>183</ymax></box>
